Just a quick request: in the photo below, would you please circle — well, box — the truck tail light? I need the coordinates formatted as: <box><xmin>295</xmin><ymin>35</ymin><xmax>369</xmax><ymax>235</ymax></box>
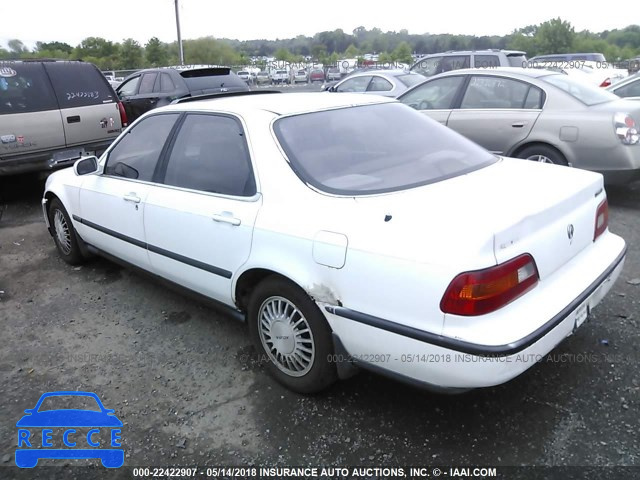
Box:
<box><xmin>440</xmin><ymin>254</ymin><xmax>539</xmax><ymax>316</ymax></box>
<box><xmin>593</xmin><ymin>199</ymin><xmax>609</xmax><ymax>241</ymax></box>
<box><xmin>117</xmin><ymin>101</ymin><xmax>128</xmax><ymax>128</ymax></box>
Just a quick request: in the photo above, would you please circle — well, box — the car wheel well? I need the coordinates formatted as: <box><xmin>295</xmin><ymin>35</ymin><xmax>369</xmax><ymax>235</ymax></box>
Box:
<box><xmin>44</xmin><ymin>191</ymin><xmax>60</xmax><ymax>213</ymax></box>
<box><xmin>511</xmin><ymin>142</ymin><xmax>566</xmax><ymax>160</ymax></box>
<box><xmin>235</xmin><ymin>269</ymin><xmax>303</xmax><ymax>312</ymax></box>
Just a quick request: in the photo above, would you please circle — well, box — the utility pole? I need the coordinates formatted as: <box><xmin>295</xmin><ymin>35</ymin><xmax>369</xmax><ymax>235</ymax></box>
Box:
<box><xmin>175</xmin><ymin>0</ymin><xmax>185</xmax><ymax>65</ymax></box>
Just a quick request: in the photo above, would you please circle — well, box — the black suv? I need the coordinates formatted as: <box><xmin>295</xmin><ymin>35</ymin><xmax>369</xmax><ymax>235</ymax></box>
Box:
<box><xmin>0</xmin><ymin>60</ymin><xmax>125</xmax><ymax>176</ymax></box>
<box><xmin>116</xmin><ymin>66</ymin><xmax>249</xmax><ymax>122</ymax></box>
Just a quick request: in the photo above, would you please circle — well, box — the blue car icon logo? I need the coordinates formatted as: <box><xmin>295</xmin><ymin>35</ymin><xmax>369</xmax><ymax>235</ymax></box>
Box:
<box><xmin>16</xmin><ymin>391</ymin><xmax>123</xmax><ymax>468</ymax></box>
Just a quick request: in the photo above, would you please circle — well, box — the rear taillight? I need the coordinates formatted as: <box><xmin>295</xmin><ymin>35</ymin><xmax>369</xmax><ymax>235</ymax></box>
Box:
<box><xmin>600</xmin><ymin>78</ymin><xmax>612</xmax><ymax>87</ymax></box>
<box><xmin>614</xmin><ymin>112</ymin><xmax>639</xmax><ymax>145</ymax></box>
<box><xmin>440</xmin><ymin>254</ymin><xmax>539</xmax><ymax>316</ymax></box>
<box><xmin>117</xmin><ymin>101</ymin><xmax>128</xmax><ymax>128</ymax></box>
<box><xmin>593</xmin><ymin>199</ymin><xmax>609</xmax><ymax>241</ymax></box>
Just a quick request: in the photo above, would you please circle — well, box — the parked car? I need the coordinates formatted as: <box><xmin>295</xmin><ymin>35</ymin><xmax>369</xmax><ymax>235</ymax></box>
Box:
<box><xmin>326</xmin><ymin>70</ymin><xmax>426</xmax><ymax>97</ymax></box>
<box><xmin>43</xmin><ymin>92</ymin><xmax>625</xmax><ymax>393</ymax></box>
<box><xmin>255</xmin><ymin>70</ymin><xmax>271</xmax><ymax>85</ymax></box>
<box><xmin>398</xmin><ymin>68</ymin><xmax>640</xmax><ymax>184</ymax></box>
<box><xmin>410</xmin><ymin>50</ymin><xmax>527</xmax><ymax>77</ymax></box>
<box><xmin>271</xmin><ymin>70</ymin><xmax>290</xmax><ymax>85</ymax></box>
<box><xmin>326</xmin><ymin>67</ymin><xmax>341</xmax><ymax>81</ymax></box>
<box><xmin>309</xmin><ymin>68</ymin><xmax>325</xmax><ymax>83</ymax></box>
<box><xmin>0</xmin><ymin>60</ymin><xmax>125</xmax><ymax>176</ymax></box>
<box><xmin>116</xmin><ymin>66</ymin><xmax>248</xmax><ymax>123</ymax></box>
<box><xmin>236</xmin><ymin>70</ymin><xmax>252</xmax><ymax>85</ymax></box>
<box><xmin>608</xmin><ymin>72</ymin><xmax>640</xmax><ymax>100</ymax></box>
<box><xmin>529</xmin><ymin>53</ymin><xmax>607</xmax><ymax>64</ymax></box>
<box><xmin>293</xmin><ymin>69</ymin><xmax>309</xmax><ymax>83</ymax></box>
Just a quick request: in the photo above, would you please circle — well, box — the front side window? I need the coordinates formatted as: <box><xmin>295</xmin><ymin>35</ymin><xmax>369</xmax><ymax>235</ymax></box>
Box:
<box><xmin>0</xmin><ymin>63</ymin><xmax>58</xmax><ymax>114</ymax></box>
<box><xmin>118</xmin><ymin>76</ymin><xmax>140</xmax><ymax>97</ymax></box>
<box><xmin>274</xmin><ymin>102</ymin><xmax>495</xmax><ymax>195</ymax></box>
<box><xmin>400</xmin><ymin>76</ymin><xmax>464</xmax><ymax>110</ymax></box>
<box><xmin>460</xmin><ymin>76</ymin><xmax>530</xmax><ymax>109</ymax></box>
<box><xmin>104</xmin><ymin>114</ymin><xmax>179</xmax><ymax>181</ymax></box>
<box><xmin>368</xmin><ymin>76</ymin><xmax>393</xmax><ymax>92</ymax></box>
<box><xmin>162</xmin><ymin>114</ymin><xmax>256</xmax><ymax>196</ymax></box>
<box><xmin>138</xmin><ymin>73</ymin><xmax>158</xmax><ymax>94</ymax></box>
<box><xmin>336</xmin><ymin>76</ymin><xmax>372</xmax><ymax>92</ymax></box>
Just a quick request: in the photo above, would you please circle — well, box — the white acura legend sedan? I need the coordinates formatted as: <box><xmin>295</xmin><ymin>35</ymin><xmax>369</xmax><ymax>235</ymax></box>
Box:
<box><xmin>43</xmin><ymin>92</ymin><xmax>626</xmax><ymax>393</ymax></box>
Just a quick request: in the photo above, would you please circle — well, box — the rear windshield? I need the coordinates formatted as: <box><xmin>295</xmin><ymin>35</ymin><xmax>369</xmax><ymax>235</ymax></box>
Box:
<box><xmin>507</xmin><ymin>54</ymin><xmax>527</xmax><ymax>67</ymax></box>
<box><xmin>44</xmin><ymin>62</ymin><xmax>116</xmax><ymax>108</ymax></box>
<box><xmin>541</xmin><ymin>74</ymin><xmax>619</xmax><ymax>106</ymax></box>
<box><xmin>0</xmin><ymin>62</ymin><xmax>58</xmax><ymax>114</ymax></box>
<box><xmin>397</xmin><ymin>73</ymin><xmax>425</xmax><ymax>87</ymax></box>
<box><xmin>274</xmin><ymin>102</ymin><xmax>496</xmax><ymax>195</ymax></box>
<box><xmin>180</xmin><ymin>69</ymin><xmax>247</xmax><ymax>92</ymax></box>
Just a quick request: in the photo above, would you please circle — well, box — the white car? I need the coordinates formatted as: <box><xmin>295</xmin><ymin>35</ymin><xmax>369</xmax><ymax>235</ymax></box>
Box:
<box><xmin>271</xmin><ymin>70</ymin><xmax>290</xmax><ymax>84</ymax></box>
<box><xmin>42</xmin><ymin>93</ymin><xmax>626</xmax><ymax>393</ymax></box>
<box><xmin>293</xmin><ymin>69</ymin><xmax>309</xmax><ymax>83</ymax></box>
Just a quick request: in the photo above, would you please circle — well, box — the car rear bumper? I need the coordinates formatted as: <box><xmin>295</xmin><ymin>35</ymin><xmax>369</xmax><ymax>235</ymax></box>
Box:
<box><xmin>323</xmin><ymin>233</ymin><xmax>626</xmax><ymax>390</ymax></box>
<box><xmin>0</xmin><ymin>139</ymin><xmax>114</xmax><ymax>176</ymax></box>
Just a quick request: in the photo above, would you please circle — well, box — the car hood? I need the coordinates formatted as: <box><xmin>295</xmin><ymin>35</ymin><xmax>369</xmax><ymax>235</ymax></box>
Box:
<box><xmin>16</xmin><ymin>410</ymin><xmax>123</xmax><ymax>427</ymax></box>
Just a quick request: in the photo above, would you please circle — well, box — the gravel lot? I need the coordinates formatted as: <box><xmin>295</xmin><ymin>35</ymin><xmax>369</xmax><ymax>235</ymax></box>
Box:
<box><xmin>1</xmin><ymin>141</ymin><xmax>639</xmax><ymax>478</ymax></box>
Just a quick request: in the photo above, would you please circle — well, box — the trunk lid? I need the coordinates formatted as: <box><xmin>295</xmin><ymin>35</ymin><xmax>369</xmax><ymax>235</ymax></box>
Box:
<box><xmin>350</xmin><ymin>158</ymin><xmax>604</xmax><ymax>279</ymax></box>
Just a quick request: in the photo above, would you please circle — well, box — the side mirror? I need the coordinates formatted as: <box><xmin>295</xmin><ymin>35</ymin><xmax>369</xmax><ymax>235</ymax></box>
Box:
<box><xmin>74</xmin><ymin>156</ymin><xmax>99</xmax><ymax>176</ymax></box>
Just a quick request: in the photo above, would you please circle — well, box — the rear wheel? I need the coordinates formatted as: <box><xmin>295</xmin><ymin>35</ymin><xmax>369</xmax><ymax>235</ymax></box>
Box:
<box><xmin>248</xmin><ymin>276</ymin><xmax>337</xmax><ymax>393</ymax></box>
<box><xmin>48</xmin><ymin>198</ymin><xmax>84</xmax><ymax>265</ymax></box>
<box><xmin>517</xmin><ymin>145</ymin><xmax>568</xmax><ymax>166</ymax></box>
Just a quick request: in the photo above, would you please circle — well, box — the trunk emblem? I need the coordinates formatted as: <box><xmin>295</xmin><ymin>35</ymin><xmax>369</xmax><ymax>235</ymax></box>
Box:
<box><xmin>567</xmin><ymin>224</ymin><xmax>575</xmax><ymax>243</ymax></box>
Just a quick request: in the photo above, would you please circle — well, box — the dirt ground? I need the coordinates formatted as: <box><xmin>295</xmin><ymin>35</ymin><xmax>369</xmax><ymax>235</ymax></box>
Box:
<box><xmin>1</xmin><ymin>174</ymin><xmax>639</xmax><ymax>480</ymax></box>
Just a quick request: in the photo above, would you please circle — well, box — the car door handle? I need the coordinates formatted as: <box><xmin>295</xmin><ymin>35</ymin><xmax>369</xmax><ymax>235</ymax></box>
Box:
<box><xmin>512</xmin><ymin>122</ymin><xmax>525</xmax><ymax>128</ymax></box>
<box><xmin>123</xmin><ymin>194</ymin><xmax>141</xmax><ymax>203</ymax></box>
<box><xmin>212</xmin><ymin>213</ymin><xmax>241</xmax><ymax>226</ymax></box>
<box><xmin>67</xmin><ymin>115</ymin><xmax>81</xmax><ymax>124</ymax></box>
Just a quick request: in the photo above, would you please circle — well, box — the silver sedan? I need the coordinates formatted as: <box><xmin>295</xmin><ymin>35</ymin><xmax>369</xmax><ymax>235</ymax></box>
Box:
<box><xmin>398</xmin><ymin>68</ymin><xmax>640</xmax><ymax>184</ymax></box>
<box><xmin>325</xmin><ymin>70</ymin><xmax>426</xmax><ymax>97</ymax></box>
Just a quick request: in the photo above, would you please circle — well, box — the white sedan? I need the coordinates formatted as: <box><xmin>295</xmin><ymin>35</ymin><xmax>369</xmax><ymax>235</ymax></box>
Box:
<box><xmin>43</xmin><ymin>92</ymin><xmax>626</xmax><ymax>393</ymax></box>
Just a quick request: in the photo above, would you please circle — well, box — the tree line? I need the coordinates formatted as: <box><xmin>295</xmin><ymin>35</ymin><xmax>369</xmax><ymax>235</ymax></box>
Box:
<box><xmin>1</xmin><ymin>19</ymin><xmax>639</xmax><ymax>71</ymax></box>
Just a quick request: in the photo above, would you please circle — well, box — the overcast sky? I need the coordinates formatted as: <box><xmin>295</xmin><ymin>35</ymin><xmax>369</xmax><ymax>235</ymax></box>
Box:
<box><xmin>2</xmin><ymin>0</ymin><xmax>636</xmax><ymax>49</ymax></box>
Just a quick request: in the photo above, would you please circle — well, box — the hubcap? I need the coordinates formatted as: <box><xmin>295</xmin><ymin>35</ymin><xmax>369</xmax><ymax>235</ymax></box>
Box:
<box><xmin>53</xmin><ymin>209</ymin><xmax>72</xmax><ymax>255</ymax></box>
<box><xmin>258</xmin><ymin>296</ymin><xmax>314</xmax><ymax>377</ymax></box>
<box><xmin>527</xmin><ymin>154</ymin><xmax>554</xmax><ymax>164</ymax></box>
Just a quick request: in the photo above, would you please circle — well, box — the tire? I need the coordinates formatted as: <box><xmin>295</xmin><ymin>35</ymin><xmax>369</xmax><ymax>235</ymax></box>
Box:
<box><xmin>516</xmin><ymin>144</ymin><xmax>568</xmax><ymax>166</ymax></box>
<box><xmin>248</xmin><ymin>276</ymin><xmax>337</xmax><ymax>393</ymax></box>
<box><xmin>48</xmin><ymin>198</ymin><xmax>84</xmax><ymax>265</ymax></box>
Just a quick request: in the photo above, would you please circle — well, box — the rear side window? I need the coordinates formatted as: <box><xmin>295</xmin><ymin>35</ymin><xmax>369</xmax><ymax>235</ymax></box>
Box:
<box><xmin>0</xmin><ymin>63</ymin><xmax>58</xmax><ymax>114</ymax></box>
<box><xmin>105</xmin><ymin>114</ymin><xmax>179</xmax><ymax>182</ymax></box>
<box><xmin>614</xmin><ymin>80</ymin><xmax>640</xmax><ymax>98</ymax></box>
<box><xmin>162</xmin><ymin>114</ymin><xmax>255</xmax><ymax>196</ymax></box>
<box><xmin>157</xmin><ymin>73</ymin><xmax>176</xmax><ymax>93</ymax></box>
<box><xmin>474</xmin><ymin>55</ymin><xmax>500</xmax><ymax>68</ymax></box>
<box><xmin>44</xmin><ymin>62</ymin><xmax>116</xmax><ymax>108</ymax></box>
<box><xmin>507</xmin><ymin>54</ymin><xmax>527</xmax><ymax>67</ymax></box>
<box><xmin>460</xmin><ymin>76</ymin><xmax>530</xmax><ymax>109</ymax></box>
<box><xmin>368</xmin><ymin>76</ymin><xmax>393</xmax><ymax>92</ymax></box>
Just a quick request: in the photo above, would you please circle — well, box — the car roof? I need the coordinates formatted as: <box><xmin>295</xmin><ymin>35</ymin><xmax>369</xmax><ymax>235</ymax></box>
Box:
<box><xmin>434</xmin><ymin>67</ymin><xmax>560</xmax><ymax>79</ymax></box>
<box><xmin>416</xmin><ymin>49</ymin><xmax>525</xmax><ymax>59</ymax></box>
<box><xmin>162</xmin><ymin>92</ymin><xmax>395</xmax><ymax>116</ymax></box>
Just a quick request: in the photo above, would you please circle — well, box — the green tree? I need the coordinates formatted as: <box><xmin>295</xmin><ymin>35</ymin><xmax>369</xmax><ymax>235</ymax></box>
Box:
<box><xmin>274</xmin><ymin>48</ymin><xmax>292</xmax><ymax>62</ymax></box>
<box><xmin>145</xmin><ymin>37</ymin><xmax>168</xmax><ymax>67</ymax></box>
<box><xmin>392</xmin><ymin>41</ymin><xmax>413</xmax><ymax>64</ymax></box>
<box><xmin>8</xmin><ymin>39</ymin><xmax>28</xmax><ymax>56</ymax></box>
<box><xmin>35</xmin><ymin>41</ymin><xmax>73</xmax><ymax>54</ymax></box>
<box><xmin>536</xmin><ymin>18</ymin><xmax>575</xmax><ymax>54</ymax></box>
<box><xmin>344</xmin><ymin>43</ymin><xmax>359</xmax><ymax>57</ymax></box>
<box><xmin>119</xmin><ymin>38</ymin><xmax>143</xmax><ymax>69</ymax></box>
<box><xmin>378</xmin><ymin>51</ymin><xmax>393</xmax><ymax>64</ymax></box>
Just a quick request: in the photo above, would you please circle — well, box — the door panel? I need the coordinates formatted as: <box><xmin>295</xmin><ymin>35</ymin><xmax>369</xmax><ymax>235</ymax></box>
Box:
<box><xmin>447</xmin><ymin>110</ymin><xmax>540</xmax><ymax>154</ymax></box>
<box><xmin>144</xmin><ymin>187</ymin><xmax>260</xmax><ymax>304</ymax></box>
<box><xmin>59</xmin><ymin>102</ymin><xmax>123</xmax><ymax>147</ymax></box>
<box><xmin>77</xmin><ymin>176</ymin><xmax>150</xmax><ymax>269</ymax></box>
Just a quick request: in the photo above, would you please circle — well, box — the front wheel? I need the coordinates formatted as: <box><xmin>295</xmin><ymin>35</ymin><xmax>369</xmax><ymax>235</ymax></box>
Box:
<box><xmin>248</xmin><ymin>277</ymin><xmax>337</xmax><ymax>393</ymax></box>
<box><xmin>48</xmin><ymin>198</ymin><xmax>84</xmax><ymax>265</ymax></box>
<box><xmin>517</xmin><ymin>145</ymin><xmax>568</xmax><ymax>166</ymax></box>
